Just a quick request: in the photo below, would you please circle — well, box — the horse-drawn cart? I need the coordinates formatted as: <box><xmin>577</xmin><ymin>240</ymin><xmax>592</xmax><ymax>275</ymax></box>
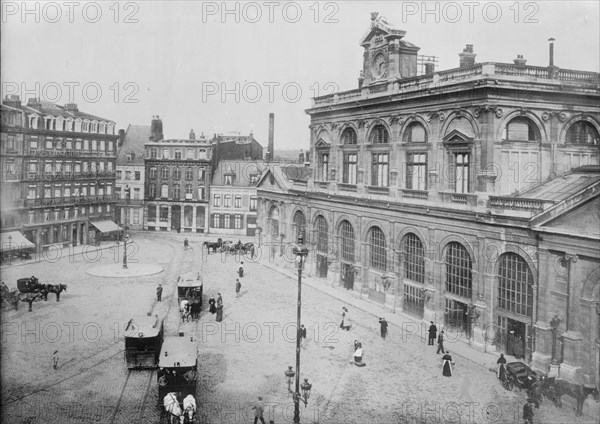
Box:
<box><xmin>500</xmin><ymin>361</ymin><xmax>538</xmax><ymax>391</ymax></box>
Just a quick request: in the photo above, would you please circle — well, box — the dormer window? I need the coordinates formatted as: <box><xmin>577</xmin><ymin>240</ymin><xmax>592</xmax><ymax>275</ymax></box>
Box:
<box><xmin>28</xmin><ymin>115</ymin><xmax>38</xmax><ymax>129</ymax></box>
<box><xmin>162</xmin><ymin>148</ymin><xmax>170</xmax><ymax>159</ymax></box>
<box><xmin>82</xmin><ymin>120</ymin><xmax>90</xmax><ymax>132</ymax></box>
<box><xmin>224</xmin><ymin>174</ymin><xmax>234</xmax><ymax>185</ymax></box>
<box><xmin>369</xmin><ymin>125</ymin><xmax>389</xmax><ymax>144</ymax></box>
<box><xmin>99</xmin><ymin>122</ymin><xmax>106</xmax><ymax>134</ymax></box>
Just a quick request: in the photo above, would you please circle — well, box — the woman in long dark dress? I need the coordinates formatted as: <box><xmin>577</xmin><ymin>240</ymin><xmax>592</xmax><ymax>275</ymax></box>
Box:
<box><xmin>442</xmin><ymin>351</ymin><xmax>453</xmax><ymax>377</ymax></box>
<box><xmin>208</xmin><ymin>296</ymin><xmax>216</xmax><ymax>314</ymax></box>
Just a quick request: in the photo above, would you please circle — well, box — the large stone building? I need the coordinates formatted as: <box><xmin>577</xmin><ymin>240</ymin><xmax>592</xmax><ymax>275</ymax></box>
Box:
<box><xmin>1</xmin><ymin>95</ymin><xmax>119</xmax><ymax>256</ymax></box>
<box><xmin>257</xmin><ymin>13</ymin><xmax>600</xmax><ymax>385</ymax></box>
<box><xmin>115</xmin><ymin>125</ymin><xmax>149</xmax><ymax>231</ymax></box>
<box><xmin>143</xmin><ymin>117</ymin><xmax>212</xmax><ymax>232</ymax></box>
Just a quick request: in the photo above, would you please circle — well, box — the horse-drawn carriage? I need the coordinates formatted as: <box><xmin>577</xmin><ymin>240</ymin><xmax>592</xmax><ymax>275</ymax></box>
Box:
<box><xmin>16</xmin><ymin>277</ymin><xmax>67</xmax><ymax>302</ymax></box>
<box><xmin>158</xmin><ymin>334</ymin><xmax>198</xmax><ymax>423</ymax></box>
<box><xmin>124</xmin><ymin>315</ymin><xmax>164</xmax><ymax>369</ymax></box>
<box><xmin>178</xmin><ymin>272</ymin><xmax>203</xmax><ymax>322</ymax></box>
<box><xmin>500</xmin><ymin>361</ymin><xmax>538</xmax><ymax>392</ymax></box>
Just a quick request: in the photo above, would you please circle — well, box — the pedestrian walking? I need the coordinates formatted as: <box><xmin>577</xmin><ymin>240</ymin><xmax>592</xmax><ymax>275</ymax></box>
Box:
<box><xmin>379</xmin><ymin>317</ymin><xmax>388</xmax><ymax>339</ymax></box>
<box><xmin>216</xmin><ymin>304</ymin><xmax>223</xmax><ymax>322</ymax></box>
<box><xmin>441</xmin><ymin>351</ymin><xmax>453</xmax><ymax>377</ymax></box>
<box><xmin>209</xmin><ymin>295</ymin><xmax>216</xmax><ymax>314</ymax></box>
<box><xmin>522</xmin><ymin>399</ymin><xmax>534</xmax><ymax>424</ymax></box>
<box><xmin>353</xmin><ymin>342</ymin><xmax>366</xmax><ymax>367</ymax></box>
<box><xmin>497</xmin><ymin>353</ymin><xmax>507</xmax><ymax>379</ymax></box>
<box><xmin>156</xmin><ymin>283</ymin><xmax>163</xmax><ymax>302</ymax></box>
<box><xmin>235</xmin><ymin>279</ymin><xmax>241</xmax><ymax>297</ymax></box>
<box><xmin>238</xmin><ymin>262</ymin><xmax>244</xmax><ymax>278</ymax></box>
<box><xmin>217</xmin><ymin>292</ymin><xmax>223</xmax><ymax>308</ymax></box>
<box><xmin>436</xmin><ymin>330</ymin><xmax>445</xmax><ymax>354</ymax></box>
<box><xmin>252</xmin><ymin>396</ymin><xmax>266</xmax><ymax>424</ymax></box>
<box><xmin>52</xmin><ymin>350</ymin><xmax>59</xmax><ymax>370</ymax></box>
<box><xmin>428</xmin><ymin>321</ymin><xmax>437</xmax><ymax>345</ymax></box>
<box><xmin>340</xmin><ymin>307</ymin><xmax>351</xmax><ymax>331</ymax></box>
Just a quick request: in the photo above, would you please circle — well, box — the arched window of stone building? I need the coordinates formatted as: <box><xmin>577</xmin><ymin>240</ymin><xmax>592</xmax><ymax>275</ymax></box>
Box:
<box><xmin>369</xmin><ymin>125</ymin><xmax>389</xmax><ymax>144</ymax></box>
<box><xmin>293</xmin><ymin>210</ymin><xmax>306</xmax><ymax>242</ymax></box>
<box><xmin>566</xmin><ymin>121</ymin><xmax>600</xmax><ymax>146</ymax></box>
<box><xmin>369</xmin><ymin>226</ymin><xmax>387</xmax><ymax>271</ymax></box>
<box><xmin>403</xmin><ymin>122</ymin><xmax>427</xmax><ymax>143</ymax></box>
<box><xmin>268</xmin><ymin>206</ymin><xmax>279</xmax><ymax>239</ymax></box>
<box><xmin>341</xmin><ymin>127</ymin><xmax>357</xmax><ymax>144</ymax></box>
<box><xmin>402</xmin><ymin>233</ymin><xmax>425</xmax><ymax>284</ymax></box>
<box><xmin>497</xmin><ymin>253</ymin><xmax>534</xmax><ymax>317</ymax></box>
<box><xmin>444</xmin><ymin>242</ymin><xmax>472</xmax><ymax>299</ymax></box>
<box><xmin>339</xmin><ymin>220</ymin><xmax>355</xmax><ymax>262</ymax></box>
<box><xmin>502</xmin><ymin>117</ymin><xmax>540</xmax><ymax>142</ymax></box>
<box><xmin>315</xmin><ymin>215</ymin><xmax>328</xmax><ymax>254</ymax></box>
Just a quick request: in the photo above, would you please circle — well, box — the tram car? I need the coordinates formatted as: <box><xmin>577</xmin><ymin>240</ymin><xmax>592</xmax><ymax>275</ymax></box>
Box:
<box><xmin>157</xmin><ymin>334</ymin><xmax>198</xmax><ymax>404</ymax></box>
<box><xmin>124</xmin><ymin>314</ymin><xmax>164</xmax><ymax>369</ymax></box>
<box><xmin>177</xmin><ymin>272</ymin><xmax>203</xmax><ymax>307</ymax></box>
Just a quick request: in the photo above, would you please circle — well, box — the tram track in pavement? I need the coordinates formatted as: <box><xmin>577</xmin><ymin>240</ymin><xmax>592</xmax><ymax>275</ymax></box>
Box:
<box><xmin>2</xmin><ymin>235</ymin><xmax>189</xmax><ymax>412</ymax></box>
<box><xmin>106</xmin><ymin>235</ymin><xmax>199</xmax><ymax>424</ymax></box>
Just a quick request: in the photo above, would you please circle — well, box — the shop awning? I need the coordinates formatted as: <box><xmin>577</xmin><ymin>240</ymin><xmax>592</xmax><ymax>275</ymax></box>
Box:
<box><xmin>90</xmin><ymin>220</ymin><xmax>122</xmax><ymax>233</ymax></box>
<box><xmin>1</xmin><ymin>231</ymin><xmax>35</xmax><ymax>252</ymax></box>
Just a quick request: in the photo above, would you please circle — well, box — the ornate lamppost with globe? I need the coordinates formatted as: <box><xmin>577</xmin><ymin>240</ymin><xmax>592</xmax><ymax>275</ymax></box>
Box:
<box><xmin>284</xmin><ymin>233</ymin><xmax>312</xmax><ymax>423</ymax></box>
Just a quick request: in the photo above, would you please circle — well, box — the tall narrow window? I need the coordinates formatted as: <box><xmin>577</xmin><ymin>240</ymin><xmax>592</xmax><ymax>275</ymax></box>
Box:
<box><xmin>343</xmin><ymin>153</ymin><xmax>357</xmax><ymax>184</ymax></box>
<box><xmin>455</xmin><ymin>153</ymin><xmax>470</xmax><ymax>193</ymax></box>
<box><xmin>406</xmin><ymin>153</ymin><xmax>427</xmax><ymax>190</ymax></box>
<box><xmin>341</xmin><ymin>127</ymin><xmax>357</xmax><ymax>144</ymax></box>
<box><xmin>369</xmin><ymin>226</ymin><xmax>387</xmax><ymax>271</ymax></box>
<box><xmin>445</xmin><ymin>242</ymin><xmax>472</xmax><ymax>299</ymax></box>
<box><xmin>371</xmin><ymin>153</ymin><xmax>389</xmax><ymax>187</ymax></box>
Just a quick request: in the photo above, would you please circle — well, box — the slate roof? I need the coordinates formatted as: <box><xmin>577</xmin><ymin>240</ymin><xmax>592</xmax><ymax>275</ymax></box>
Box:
<box><xmin>211</xmin><ymin>160</ymin><xmax>266</xmax><ymax>187</ymax></box>
<box><xmin>117</xmin><ymin>125</ymin><xmax>151</xmax><ymax>165</ymax></box>
<box><xmin>19</xmin><ymin>99</ymin><xmax>113</xmax><ymax>122</ymax></box>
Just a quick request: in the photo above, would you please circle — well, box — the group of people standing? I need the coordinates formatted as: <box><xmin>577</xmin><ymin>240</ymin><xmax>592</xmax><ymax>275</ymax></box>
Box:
<box><xmin>208</xmin><ymin>293</ymin><xmax>223</xmax><ymax>322</ymax></box>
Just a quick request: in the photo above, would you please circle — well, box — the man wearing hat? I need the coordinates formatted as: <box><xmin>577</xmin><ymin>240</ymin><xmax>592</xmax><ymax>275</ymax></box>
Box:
<box><xmin>436</xmin><ymin>330</ymin><xmax>445</xmax><ymax>354</ymax></box>
<box><xmin>252</xmin><ymin>396</ymin><xmax>266</xmax><ymax>424</ymax></box>
<box><xmin>156</xmin><ymin>283</ymin><xmax>163</xmax><ymax>302</ymax></box>
<box><xmin>379</xmin><ymin>317</ymin><xmax>388</xmax><ymax>339</ymax></box>
<box><xmin>428</xmin><ymin>321</ymin><xmax>437</xmax><ymax>346</ymax></box>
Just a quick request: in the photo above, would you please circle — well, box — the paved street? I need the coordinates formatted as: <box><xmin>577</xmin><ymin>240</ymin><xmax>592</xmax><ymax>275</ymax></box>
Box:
<box><xmin>1</xmin><ymin>232</ymin><xmax>598</xmax><ymax>424</ymax></box>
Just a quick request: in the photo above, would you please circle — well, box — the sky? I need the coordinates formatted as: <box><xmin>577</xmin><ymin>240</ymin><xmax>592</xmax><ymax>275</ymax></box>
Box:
<box><xmin>2</xmin><ymin>1</ymin><xmax>599</xmax><ymax>150</ymax></box>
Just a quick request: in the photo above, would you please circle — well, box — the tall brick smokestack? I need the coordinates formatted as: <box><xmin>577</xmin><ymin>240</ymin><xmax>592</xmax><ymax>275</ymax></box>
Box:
<box><xmin>548</xmin><ymin>37</ymin><xmax>555</xmax><ymax>67</ymax></box>
<box><xmin>268</xmin><ymin>113</ymin><xmax>274</xmax><ymax>162</ymax></box>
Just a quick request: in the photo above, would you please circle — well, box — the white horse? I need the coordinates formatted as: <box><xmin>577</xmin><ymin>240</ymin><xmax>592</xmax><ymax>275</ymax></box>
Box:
<box><xmin>182</xmin><ymin>394</ymin><xmax>197</xmax><ymax>423</ymax></box>
<box><xmin>163</xmin><ymin>392</ymin><xmax>183</xmax><ymax>424</ymax></box>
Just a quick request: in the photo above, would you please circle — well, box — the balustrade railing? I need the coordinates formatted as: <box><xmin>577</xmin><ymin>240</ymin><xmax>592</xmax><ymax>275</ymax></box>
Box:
<box><xmin>488</xmin><ymin>196</ymin><xmax>554</xmax><ymax>211</ymax></box>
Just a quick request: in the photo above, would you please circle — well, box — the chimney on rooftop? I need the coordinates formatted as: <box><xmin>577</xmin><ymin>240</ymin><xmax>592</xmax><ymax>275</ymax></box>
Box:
<box><xmin>459</xmin><ymin>44</ymin><xmax>476</xmax><ymax>68</ymax></box>
<box><xmin>3</xmin><ymin>94</ymin><xmax>21</xmax><ymax>108</ymax></box>
<box><xmin>190</xmin><ymin>129</ymin><xmax>196</xmax><ymax>140</ymax></box>
<box><xmin>65</xmin><ymin>103</ymin><xmax>78</xmax><ymax>112</ymax></box>
<box><xmin>358</xmin><ymin>70</ymin><xmax>365</xmax><ymax>89</ymax></box>
<box><xmin>424</xmin><ymin>62</ymin><xmax>435</xmax><ymax>75</ymax></box>
<box><xmin>513</xmin><ymin>54</ymin><xmax>527</xmax><ymax>66</ymax></box>
<box><xmin>150</xmin><ymin>115</ymin><xmax>163</xmax><ymax>142</ymax></box>
<box><xmin>27</xmin><ymin>97</ymin><xmax>42</xmax><ymax>109</ymax></box>
<box><xmin>548</xmin><ymin>38</ymin><xmax>555</xmax><ymax>67</ymax></box>
<box><xmin>118</xmin><ymin>129</ymin><xmax>125</xmax><ymax>148</ymax></box>
<box><xmin>268</xmin><ymin>113</ymin><xmax>274</xmax><ymax>162</ymax></box>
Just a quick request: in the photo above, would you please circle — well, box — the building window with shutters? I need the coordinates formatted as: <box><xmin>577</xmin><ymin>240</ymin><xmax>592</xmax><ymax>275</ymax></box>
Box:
<box><xmin>224</xmin><ymin>214</ymin><xmax>231</xmax><ymax>228</ymax></box>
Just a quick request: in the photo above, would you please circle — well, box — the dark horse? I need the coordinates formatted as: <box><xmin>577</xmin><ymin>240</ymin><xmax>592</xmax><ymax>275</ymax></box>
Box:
<box><xmin>38</xmin><ymin>284</ymin><xmax>67</xmax><ymax>301</ymax></box>
<box><xmin>550</xmin><ymin>380</ymin><xmax>600</xmax><ymax>417</ymax></box>
<box><xmin>203</xmin><ymin>238</ymin><xmax>222</xmax><ymax>254</ymax></box>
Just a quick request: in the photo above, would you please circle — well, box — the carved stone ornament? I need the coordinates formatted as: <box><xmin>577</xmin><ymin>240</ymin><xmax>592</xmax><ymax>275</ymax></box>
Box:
<box><xmin>542</xmin><ymin>112</ymin><xmax>550</xmax><ymax>121</ymax></box>
<box><xmin>357</xmin><ymin>119</ymin><xmax>367</xmax><ymax>128</ymax></box>
<box><xmin>438</xmin><ymin>112</ymin><xmax>446</xmax><ymax>122</ymax></box>
<box><xmin>495</xmin><ymin>108</ymin><xmax>504</xmax><ymax>118</ymax></box>
<box><xmin>558</xmin><ymin>112</ymin><xmax>567</xmax><ymax>122</ymax></box>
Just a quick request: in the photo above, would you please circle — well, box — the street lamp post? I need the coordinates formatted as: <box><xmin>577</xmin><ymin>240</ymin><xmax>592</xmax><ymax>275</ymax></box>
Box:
<box><xmin>285</xmin><ymin>233</ymin><xmax>311</xmax><ymax>424</ymax></box>
<box><xmin>122</xmin><ymin>234</ymin><xmax>129</xmax><ymax>269</ymax></box>
<box><xmin>8</xmin><ymin>235</ymin><xmax>13</xmax><ymax>266</ymax></box>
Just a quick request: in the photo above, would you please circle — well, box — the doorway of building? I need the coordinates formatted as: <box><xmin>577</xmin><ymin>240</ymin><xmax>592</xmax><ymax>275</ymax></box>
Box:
<box><xmin>316</xmin><ymin>254</ymin><xmax>328</xmax><ymax>278</ymax></box>
<box><xmin>445</xmin><ymin>298</ymin><xmax>470</xmax><ymax>338</ymax></box>
<box><xmin>171</xmin><ymin>205</ymin><xmax>181</xmax><ymax>232</ymax></box>
<box><xmin>341</xmin><ymin>263</ymin><xmax>354</xmax><ymax>290</ymax></box>
<box><xmin>497</xmin><ymin>315</ymin><xmax>528</xmax><ymax>360</ymax></box>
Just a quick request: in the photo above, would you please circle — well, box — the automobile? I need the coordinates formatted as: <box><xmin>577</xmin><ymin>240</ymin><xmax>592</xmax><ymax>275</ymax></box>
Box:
<box><xmin>500</xmin><ymin>361</ymin><xmax>539</xmax><ymax>391</ymax></box>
